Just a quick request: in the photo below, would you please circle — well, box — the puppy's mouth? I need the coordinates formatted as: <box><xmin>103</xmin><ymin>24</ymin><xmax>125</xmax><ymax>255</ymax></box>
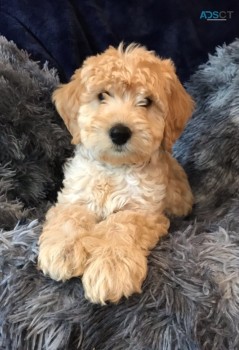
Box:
<box><xmin>113</xmin><ymin>145</ymin><xmax>126</xmax><ymax>153</ymax></box>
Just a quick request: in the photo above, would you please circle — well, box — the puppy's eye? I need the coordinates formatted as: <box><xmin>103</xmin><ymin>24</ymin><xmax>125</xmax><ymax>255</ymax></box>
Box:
<box><xmin>98</xmin><ymin>91</ymin><xmax>110</xmax><ymax>102</ymax></box>
<box><xmin>98</xmin><ymin>93</ymin><xmax>105</xmax><ymax>101</ymax></box>
<box><xmin>138</xmin><ymin>97</ymin><xmax>152</xmax><ymax>107</ymax></box>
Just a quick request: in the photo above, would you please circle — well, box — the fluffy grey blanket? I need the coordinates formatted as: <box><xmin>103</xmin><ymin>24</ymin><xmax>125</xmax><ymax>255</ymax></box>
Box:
<box><xmin>1</xmin><ymin>37</ymin><xmax>239</xmax><ymax>350</ymax></box>
<box><xmin>0</xmin><ymin>36</ymin><xmax>72</xmax><ymax>230</ymax></box>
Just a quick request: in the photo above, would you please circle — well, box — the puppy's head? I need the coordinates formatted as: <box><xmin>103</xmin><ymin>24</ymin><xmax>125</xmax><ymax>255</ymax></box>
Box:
<box><xmin>53</xmin><ymin>44</ymin><xmax>194</xmax><ymax>165</ymax></box>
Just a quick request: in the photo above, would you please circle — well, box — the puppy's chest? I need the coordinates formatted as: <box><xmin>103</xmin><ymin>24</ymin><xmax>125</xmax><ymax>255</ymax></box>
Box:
<box><xmin>60</xmin><ymin>157</ymin><xmax>166</xmax><ymax>218</ymax></box>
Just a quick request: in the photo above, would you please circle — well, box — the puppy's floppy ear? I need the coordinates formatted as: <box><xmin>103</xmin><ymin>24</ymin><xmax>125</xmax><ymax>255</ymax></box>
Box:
<box><xmin>161</xmin><ymin>60</ymin><xmax>194</xmax><ymax>152</ymax></box>
<box><xmin>52</xmin><ymin>69</ymin><xmax>82</xmax><ymax>144</ymax></box>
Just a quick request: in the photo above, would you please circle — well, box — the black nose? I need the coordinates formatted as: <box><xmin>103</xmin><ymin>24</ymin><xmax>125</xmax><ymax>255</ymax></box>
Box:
<box><xmin>109</xmin><ymin>124</ymin><xmax>132</xmax><ymax>145</ymax></box>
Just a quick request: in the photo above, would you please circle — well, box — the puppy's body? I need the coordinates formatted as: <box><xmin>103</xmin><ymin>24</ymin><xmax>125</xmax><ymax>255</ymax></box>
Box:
<box><xmin>38</xmin><ymin>44</ymin><xmax>194</xmax><ymax>304</ymax></box>
<box><xmin>59</xmin><ymin>146</ymin><xmax>167</xmax><ymax>217</ymax></box>
<box><xmin>59</xmin><ymin>146</ymin><xmax>191</xmax><ymax>219</ymax></box>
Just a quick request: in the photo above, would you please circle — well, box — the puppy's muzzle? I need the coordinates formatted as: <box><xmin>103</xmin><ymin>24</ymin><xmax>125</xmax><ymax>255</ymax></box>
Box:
<box><xmin>109</xmin><ymin>123</ymin><xmax>132</xmax><ymax>146</ymax></box>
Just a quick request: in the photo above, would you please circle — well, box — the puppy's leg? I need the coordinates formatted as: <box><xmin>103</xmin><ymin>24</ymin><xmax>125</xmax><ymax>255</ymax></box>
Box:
<box><xmin>164</xmin><ymin>154</ymin><xmax>194</xmax><ymax>217</ymax></box>
<box><xmin>82</xmin><ymin>211</ymin><xmax>169</xmax><ymax>304</ymax></box>
<box><xmin>38</xmin><ymin>203</ymin><xmax>97</xmax><ymax>281</ymax></box>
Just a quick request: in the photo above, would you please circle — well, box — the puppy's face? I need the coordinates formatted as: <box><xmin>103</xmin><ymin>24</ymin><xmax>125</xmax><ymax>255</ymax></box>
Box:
<box><xmin>53</xmin><ymin>44</ymin><xmax>194</xmax><ymax>165</ymax></box>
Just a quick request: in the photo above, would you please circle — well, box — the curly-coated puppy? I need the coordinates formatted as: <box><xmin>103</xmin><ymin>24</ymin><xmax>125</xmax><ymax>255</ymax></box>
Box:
<box><xmin>38</xmin><ymin>44</ymin><xmax>194</xmax><ymax>304</ymax></box>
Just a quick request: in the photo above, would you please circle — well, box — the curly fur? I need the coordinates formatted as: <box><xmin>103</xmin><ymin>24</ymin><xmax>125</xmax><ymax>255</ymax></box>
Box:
<box><xmin>38</xmin><ymin>44</ymin><xmax>194</xmax><ymax>304</ymax></box>
<box><xmin>1</xmin><ymin>38</ymin><xmax>239</xmax><ymax>350</ymax></box>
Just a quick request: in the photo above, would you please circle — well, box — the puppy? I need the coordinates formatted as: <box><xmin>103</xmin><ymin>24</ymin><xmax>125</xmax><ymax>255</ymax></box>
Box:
<box><xmin>38</xmin><ymin>43</ymin><xmax>194</xmax><ymax>304</ymax></box>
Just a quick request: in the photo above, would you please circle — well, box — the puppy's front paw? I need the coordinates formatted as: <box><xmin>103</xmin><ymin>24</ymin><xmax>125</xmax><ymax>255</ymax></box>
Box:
<box><xmin>82</xmin><ymin>247</ymin><xmax>147</xmax><ymax>304</ymax></box>
<box><xmin>38</xmin><ymin>233</ymin><xmax>88</xmax><ymax>281</ymax></box>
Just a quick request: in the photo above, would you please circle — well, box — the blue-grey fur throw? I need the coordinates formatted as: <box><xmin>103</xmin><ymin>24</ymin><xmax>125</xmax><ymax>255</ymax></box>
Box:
<box><xmin>175</xmin><ymin>39</ymin><xmax>239</xmax><ymax>221</ymax></box>
<box><xmin>0</xmin><ymin>36</ymin><xmax>73</xmax><ymax>231</ymax></box>
<box><xmin>1</xmin><ymin>37</ymin><xmax>239</xmax><ymax>350</ymax></box>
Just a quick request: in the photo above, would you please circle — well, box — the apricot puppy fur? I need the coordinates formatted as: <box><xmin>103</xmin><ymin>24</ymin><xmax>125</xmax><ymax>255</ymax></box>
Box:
<box><xmin>38</xmin><ymin>44</ymin><xmax>194</xmax><ymax>304</ymax></box>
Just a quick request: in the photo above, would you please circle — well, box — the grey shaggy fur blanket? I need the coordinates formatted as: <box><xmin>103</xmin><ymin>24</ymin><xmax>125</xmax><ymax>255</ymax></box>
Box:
<box><xmin>1</xmin><ymin>37</ymin><xmax>239</xmax><ymax>350</ymax></box>
<box><xmin>0</xmin><ymin>36</ymin><xmax>72</xmax><ymax>230</ymax></box>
